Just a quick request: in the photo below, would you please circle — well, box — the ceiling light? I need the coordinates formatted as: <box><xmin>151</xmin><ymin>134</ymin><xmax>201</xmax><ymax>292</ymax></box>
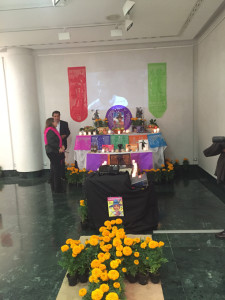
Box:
<box><xmin>52</xmin><ymin>0</ymin><xmax>66</xmax><ymax>6</ymax></box>
<box><xmin>125</xmin><ymin>18</ymin><xmax>133</xmax><ymax>31</ymax></box>
<box><xmin>58</xmin><ymin>32</ymin><xmax>70</xmax><ymax>40</ymax></box>
<box><xmin>111</xmin><ymin>28</ymin><xmax>123</xmax><ymax>37</ymax></box>
<box><xmin>123</xmin><ymin>1</ymin><xmax>135</xmax><ymax>16</ymax></box>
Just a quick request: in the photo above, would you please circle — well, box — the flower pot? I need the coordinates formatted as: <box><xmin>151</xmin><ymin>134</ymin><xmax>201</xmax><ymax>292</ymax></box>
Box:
<box><xmin>80</xmin><ymin>220</ymin><xmax>89</xmax><ymax>230</ymax></box>
<box><xmin>137</xmin><ymin>273</ymin><xmax>149</xmax><ymax>285</ymax></box>
<box><xmin>125</xmin><ymin>273</ymin><xmax>137</xmax><ymax>283</ymax></box>
<box><xmin>149</xmin><ymin>272</ymin><xmax>160</xmax><ymax>284</ymax></box>
<box><xmin>132</xmin><ymin>125</ymin><xmax>144</xmax><ymax>133</ymax></box>
<box><xmin>78</xmin><ymin>271</ymin><xmax>89</xmax><ymax>283</ymax></box>
<box><xmin>67</xmin><ymin>273</ymin><xmax>78</xmax><ymax>286</ymax></box>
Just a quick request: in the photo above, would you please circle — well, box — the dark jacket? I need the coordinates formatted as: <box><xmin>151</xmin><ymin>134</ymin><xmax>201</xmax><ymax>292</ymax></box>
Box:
<box><xmin>203</xmin><ymin>142</ymin><xmax>225</xmax><ymax>183</ymax></box>
<box><xmin>45</xmin><ymin>130</ymin><xmax>61</xmax><ymax>154</ymax></box>
<box><xmin>60</xmin><ymin>120</ymin><xmax>70</xmax><ymax>150</ymax></box>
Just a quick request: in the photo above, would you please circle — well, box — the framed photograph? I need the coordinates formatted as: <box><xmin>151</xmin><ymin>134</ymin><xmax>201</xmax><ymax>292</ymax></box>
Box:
<box><xmin>126</xmin><ymin>144</ymin><xmax>138</xmax><ymax>152</ymax></box>
<box><xmin>110</xmin><ymin>154</ymin><xmax>132</xmax><ymax>166</ymax></box>
<box><xmin>106</xmin><ymin>105</ymin><xmax>132</xmax><ymax>130</ymax></box>
<box><xmin>107</xmin><ymin>197</ymin><xmax>124</xmax><ymax>217</ymax></box>
<box><xmin>102</xmin><ymin>145</ymin><xmax>114</xmax><ymax>152</ymax></box>
<box><xmin>113</xmin><ymin>111</ymin><xmax>124</xmax><ymax>128</ymax></box>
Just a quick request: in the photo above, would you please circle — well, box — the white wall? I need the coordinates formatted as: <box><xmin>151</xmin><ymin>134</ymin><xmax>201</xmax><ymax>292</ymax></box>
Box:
<box><xmin>0</xmin><ymin>57</ymin><xmax>14</xmax><ymax>170</ymax></box>
<box><xmin>36</xmin><ymin>45</ymin><xmax>194</xmax><ymax>167</ymax></box>
<box><xmin>197</xmin><ymin>16</ymin><xmax>225</xmax><ymax>176</ymax></box>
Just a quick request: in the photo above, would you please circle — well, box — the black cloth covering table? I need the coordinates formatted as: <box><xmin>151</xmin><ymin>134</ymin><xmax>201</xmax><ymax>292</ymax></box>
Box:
<box><xmin>84</xmin><ymin>172</ymin><xmax>158</xmax><ymax>233</ymax></box>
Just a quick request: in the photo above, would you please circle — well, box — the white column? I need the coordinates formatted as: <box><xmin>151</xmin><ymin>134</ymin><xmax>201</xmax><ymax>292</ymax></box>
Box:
<box><xmin>4</xmin><ymin>47</ymin><xmax>43</xmax><ymax>172</ymax></box>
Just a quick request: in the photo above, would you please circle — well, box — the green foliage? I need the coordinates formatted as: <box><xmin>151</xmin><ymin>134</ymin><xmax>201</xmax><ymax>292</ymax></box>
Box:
<box><xmin>78</xmin><ymin>199</ymin><xmax>88</xmax><ymax>223</ymax></box>
<box><xmin>145</xmin><ymin>247</ymin><xmax>168</xmax><ymax>275</ymax></box>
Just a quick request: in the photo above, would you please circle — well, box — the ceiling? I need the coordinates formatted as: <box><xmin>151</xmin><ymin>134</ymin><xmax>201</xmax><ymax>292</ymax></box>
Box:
<box><xmin>0</xmin><ymin>0</ymin><xmax>224</xmax><ymax>50</ymax></box>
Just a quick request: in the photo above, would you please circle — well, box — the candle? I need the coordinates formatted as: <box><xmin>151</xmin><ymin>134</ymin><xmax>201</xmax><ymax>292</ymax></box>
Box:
<box><xmin>83</xmin><ymin>132</ymin><xmax>87</xmax><ymax>135</ymax></box>
<box><xmin>79</xmin><ymin>131</ymin><xmax>82</xmax><ymax>135</ymax></box>
<box><xmin>153</xmin><ymin>129</ymin><xmax>156</xmax><ymax>133</ymax></box>
<box><xmin>156</xmin><ymin>128</ymin><xmax>160</xmax><ymax>133</ymax></box>
<box><xmin>126</xmin><ymin>129</ymin><xmax>130</xmax><ymax>133</ymax></box>
<box><xmin>102</xmin><ymin>149</ymin><xmax>105</xmax><ymax>153</ymax></box>
<box><xmin>93</xmin><ymin>131</ymin><xmax>96</xmax><ymax>135</ymax></box>
<box><xmin>118</xmin><ymin>130</ymin><xmax>121</xmax><ymax>135</ymax></box>
<box><xmin>88</xmin><ymin>132</ymin><xmax>91</xmax><ymax>135</ymax></box>
<box><xmin>108</xmin><ymin>129</ymin><xmax>111</xmax><ymax>134</ymax></box>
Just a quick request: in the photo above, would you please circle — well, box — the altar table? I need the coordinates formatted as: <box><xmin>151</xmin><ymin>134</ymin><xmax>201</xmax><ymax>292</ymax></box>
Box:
<box><xmin>86</xmin><ymin>151</ymin><xmax>153</xmax><ymax>172</ymax></box>
<box><xmin>74</xmin><ymin>133</ymin><xmax>167</xmax><ymax>170</ymax></box>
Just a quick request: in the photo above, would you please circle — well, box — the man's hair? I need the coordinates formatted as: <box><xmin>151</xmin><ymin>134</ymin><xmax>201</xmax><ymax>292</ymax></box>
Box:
<box><xmin>52</xmin><ymin>111</ymin><xmax>60</xmax><ymax>116</ymax></box>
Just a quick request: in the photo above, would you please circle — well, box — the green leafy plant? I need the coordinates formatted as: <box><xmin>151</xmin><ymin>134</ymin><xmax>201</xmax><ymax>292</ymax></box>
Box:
<box><xmin>78</xmin><ymin>199</ymin><xmax>88</xmax><ymax>223</ymax></box>
<box><xmin>149</xmin><ymin>119</ymin><xmax>158</xmax><ymax>127</ymax></box>
<box><xmin>65</xmin><ymin>165</ymin><xmax>87</xmax><ymax>184</ymax></box>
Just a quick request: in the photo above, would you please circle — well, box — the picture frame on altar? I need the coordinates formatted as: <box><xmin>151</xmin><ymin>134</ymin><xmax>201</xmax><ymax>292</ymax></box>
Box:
<box><xmin>126</xmin><ymin>144</ymin><xmax>138</xmax><ymax>152</ymax></box>
<box><xmin>107</xmin><ymin>197</ymin><xmax>124</xmax><ymax>217</ymax></box>
<box><xmin>102</xmin><ymin>145</ymin><xmax>114</xmax><ymax>152</ymax></box>
<box><xmin>113</xmin><ymin>111</ymin><xmax>124</xmax><ymax>128</ymax></box>
<box><xmin>106</xmin><ymin>105</ymin><xmax>132</xmax><ymax>130</ymax></box>
<box><xmin>138</xmin><ymin>140</ymin><xmax>149</xmax><ymax>151</ymax></box>
<box><xmin>110</xmin><ymin>154</ymin><xmax>131</xmax><ymax>166</ymax></box>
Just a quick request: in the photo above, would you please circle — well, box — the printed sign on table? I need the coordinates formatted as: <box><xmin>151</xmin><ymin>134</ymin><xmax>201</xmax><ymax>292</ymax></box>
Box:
<box><xmin>107</xmin><ymin>197</ymin><xmax>124</xmax><ymax>217</ymax></box>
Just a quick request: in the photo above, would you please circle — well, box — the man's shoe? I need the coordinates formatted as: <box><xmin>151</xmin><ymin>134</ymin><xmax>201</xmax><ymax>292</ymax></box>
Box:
<box><xmin>215</xmin><ymin>230</ymin><xmax>225</xmax><ymax>239</ymax></box>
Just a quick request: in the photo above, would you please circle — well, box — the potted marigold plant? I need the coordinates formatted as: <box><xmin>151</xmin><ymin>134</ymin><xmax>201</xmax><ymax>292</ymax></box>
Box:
<box><xmin>78</xmin><ymin>199</ymin><xmax>88</xmax><ymax>229</ymax></box>
<box><xmin>58</xmin><ymin>239</ymin><xmax>90</xmax><ymax>285</ymax></box>
<box><xmin>65</xmin><ymin>165</ymin><xmax>87</xmax><ymax>185</ymax></box>
<box><xmin>131</xmin><ymin>118</ymin><xmax>145</xmax><ymax>133</ymax></box>
<box><xmin>145</xmin><ymin>240</ymin><xmax>168</xmax><ymax>284</ymax></box>
<box><xmin>182</xmin><ymin>158</ymin><xmax>189</xmax><ymax>172</ymax></box>
<box><xmin>58</xmin><ymin>243</ymin><xmax>78</xmax><ymax>286</ymax></box>
<box><xmin>132</xmin><ymin>240</ymin><xmax>149</xmax><ymax>285</ymax></box>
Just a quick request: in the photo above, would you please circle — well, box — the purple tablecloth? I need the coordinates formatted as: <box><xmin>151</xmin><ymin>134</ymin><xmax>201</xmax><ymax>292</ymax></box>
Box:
<box><xmin>86</xmin><ymin>154</ymin><xmax>108</xmax><ymax>171</ymax></box>
<box><xmin>86</xmin><ymin>152</ymin><xmax>153</xmax><ymax>172</ymax></box>
<box><xmin>130</xmin><ymin>152</ymin><xmax>153</xmax><ymax>171</ymax></box>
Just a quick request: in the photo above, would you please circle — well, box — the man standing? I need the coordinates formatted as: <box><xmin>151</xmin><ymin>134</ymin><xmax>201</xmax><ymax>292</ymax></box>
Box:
<box><xmin>52</xmin><ymin>111</ymin><xmax>70</xmax><ymax>178</ymax></box>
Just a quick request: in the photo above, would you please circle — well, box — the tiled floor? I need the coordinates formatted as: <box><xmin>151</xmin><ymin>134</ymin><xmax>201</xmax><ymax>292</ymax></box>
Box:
<box><xmin>0</xmin><ymin>168</ymin><xmax>225</xmax><ymax>300</ymax></box>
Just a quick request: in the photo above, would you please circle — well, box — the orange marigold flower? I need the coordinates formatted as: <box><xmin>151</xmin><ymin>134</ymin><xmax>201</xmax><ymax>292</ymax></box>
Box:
<box><xmin>61</xmin><ymin>245</ymin><xmax>69</xmax><ymax>252</ymax></box>
<box><xmin>115</xmin><ymin>218</ymin><xmax>123</xmax><ymax>225</ymax></box>
<box><xmin>148</xmin><ymin>240</ymin><xmax>159</xmax><ymax>249</ymax></box>
<box><xmin>124</xmin><ymin>237</ymin><xmax>133</xmax><ymax>246</ymax></box>
<box><xmin>91</xmin><ymin>288</ymin><xmax>104</xmax><ymax>300</ymax></box>
<box><xmin>100</xmin><ymin>283</ymin><xmax>109</xmax><ymax>293</ymax></box>
<box><xmin>123</xmin><ymin>246</ymin><xmax>132</xmax><ymax>256</ymax></box>
<box><xmin>100</xmin><ymin>271</ymin><xmax>109</xmax><ymax>281</ymax></box>
<box><xmin>108</xmin><ymin>270</ymin><xmax>119</xmax><ymax>280</ymax></box>
<box><xmin>134</xmin><ymin>252</ymin><xmax>140</xmax><ymax>257</ymax></box>
<box><xmin>113</xmin><ymin>282</ymin><xmax>120</xmax><ymax>288</ymax></box>
<box><xmin>102</xmin><ymin>230</ymin><xmax>110</xmax><ymax>237</ymax></box>
<box><xmin>134</xmin><ymin>260</ymin><xmax>139</xmax><ymax>265</ymax></box>
<box><xmin>103</xmin><ymin>236</ymin><xmax>111</xmax><ymax>243</ymax></box>
<box><xmin>158</xmin><ymin>241</ymin><xmax>165</xmax><ymax>247</ymax></box>
<box><xmin>79</xmin><ymin>288</ymin><xmax>87</xmax><ymax>297</ymax></box>
<box><xmin>116</xmin><ymin>250</ymin><xmax>123</xmax><ymax>257</ymax></box>
<box><xmin>91</xmin><ymin>259</ymin><xmax>101</xmax><ymax>269</ymax></box>
<box><xmin>105</xmin><ymin>292</ymin><xmax>119</xmax><ymax>300</ymax></box>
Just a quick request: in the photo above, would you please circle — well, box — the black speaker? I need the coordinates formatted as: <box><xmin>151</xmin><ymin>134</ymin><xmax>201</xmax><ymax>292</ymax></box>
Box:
<box><xmin>98</xmin><ymin>165</ymin><xmax>119</xmax><ymax>175</ymax></box>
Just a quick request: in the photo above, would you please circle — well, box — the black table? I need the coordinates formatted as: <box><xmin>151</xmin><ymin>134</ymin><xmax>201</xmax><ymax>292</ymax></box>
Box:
<box><xmin>84</xmin><ymin>172</ymin><xmax>158</xmax><ymax>233</ymax></box>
